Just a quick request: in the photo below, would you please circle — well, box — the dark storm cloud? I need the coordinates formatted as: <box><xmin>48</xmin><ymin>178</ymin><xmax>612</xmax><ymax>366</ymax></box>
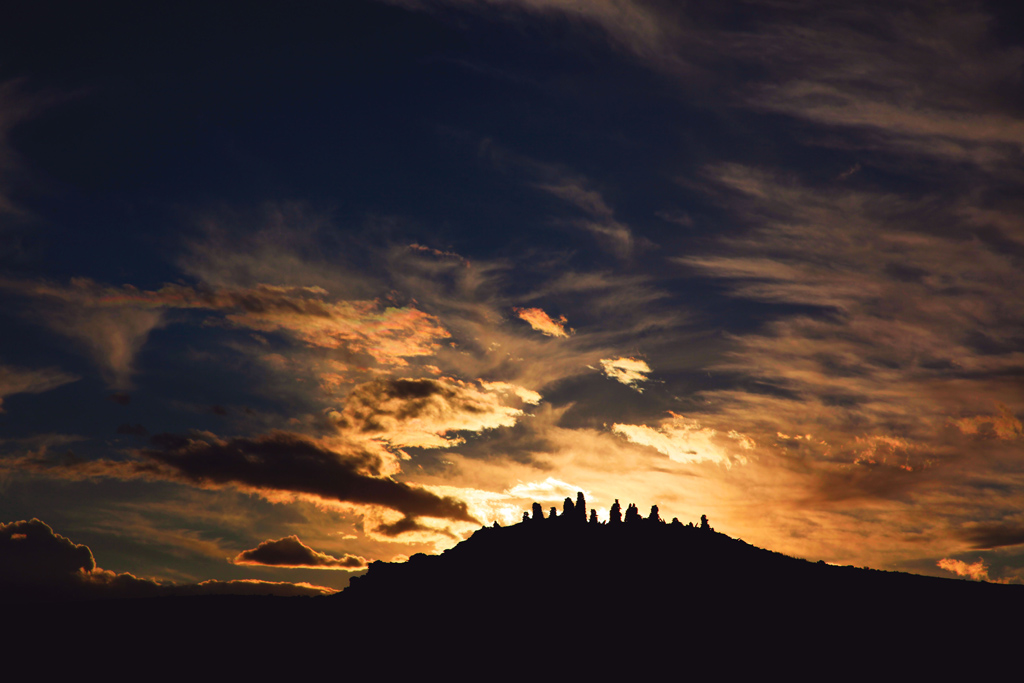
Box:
<box><xmin>232</xmin><ymin>535</ymin><xmax>367</xmax><ymax>570</ymax></box>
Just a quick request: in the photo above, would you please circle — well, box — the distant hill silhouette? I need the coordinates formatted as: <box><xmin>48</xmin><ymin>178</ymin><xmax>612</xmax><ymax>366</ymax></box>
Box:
<box><xmin>7</xmin><ymin>496</ymin><xmax>1023</xmax><ymax>674</ymax></box>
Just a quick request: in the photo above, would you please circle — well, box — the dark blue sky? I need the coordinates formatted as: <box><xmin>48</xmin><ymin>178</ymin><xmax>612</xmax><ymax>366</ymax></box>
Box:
<box><xmin>3</xmin><ymin>0</ymin><xmax>1024</xmax><ymax>595</ymax></box>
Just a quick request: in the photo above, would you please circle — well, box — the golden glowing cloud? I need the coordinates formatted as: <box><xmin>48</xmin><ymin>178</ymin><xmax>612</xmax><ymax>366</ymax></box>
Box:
<box><xmin>599</xmin><ymin>356</ymin><xmax>651</xmax><ymax>391</ymax></box>
<box><xmin>612</xmin><ymin>413</ymin><xmax>753</xmax><ymax>466</ymax></box>
<box><xmin>514</xmin><ymin>307</ymin><xmax>571</xmax><ymax>338</ymax></box>
<box><xmin>937</xmin><ymin>558</ymin><xmax>990</xmax><ymax>582</ymax></box>
<box><xmin>327</xmin><ymin>377</ymin><xmax>537</xmax><ymax>449</ymax></box>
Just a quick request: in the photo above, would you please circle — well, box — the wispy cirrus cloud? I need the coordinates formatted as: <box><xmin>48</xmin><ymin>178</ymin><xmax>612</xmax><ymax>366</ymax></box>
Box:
<box><xmin>732</xmin><ymin>2</ymin><xmax>1024</xmax><ymax>169</ymax></box>
<box><xmin>384</xmin><ymin>0</ymin><xmax>684</xmax><ymax>70</ymax></box>
<box><xmin>0</xmin><ymin>276</ymin><xmax>449</xmax><ymax>387</ymax></box>
<box><xmin>0</xmin><ymin>363</ymin><xmax>78</xmax><ymax>411</ymax></box>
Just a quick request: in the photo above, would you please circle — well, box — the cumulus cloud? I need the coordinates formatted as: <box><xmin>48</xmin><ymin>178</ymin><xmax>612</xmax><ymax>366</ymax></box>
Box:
<box><xmin>232</xmin><ymin>535</ymin><xmax>367</xmax><ymax>570</ymax></box>
<box><xmin>612</xmin><ymin>413</ymin><xmax>753</xmax><ymax>467</ymax></box>
<box><xmin>0</xmin><ymin>518</ymin><xmax>162</xmax><ymax>601</ymax></box>
<box><xmin>0</xmin><ymin>518</ymin><xmax>341</xmax><ymax>600</ymax></box>
<box><xmin>937</xmin><ymin>558</ymin><xmax>990</xmax><ymax>582</ymax></box>
<box><xmin>0</xmin><ymin>363</ymin><xmax>78</xmax><ymax>411</ymax></box>
<box><xmin>599</xmin><ymin>356</ymin><xmax>650</xmax><ymax>391</ymax></box>
<box><xmin>514</xmin><ymin>307</ymin><xmax>571</xmax><ymax>338</ymax></box>
<box><xmin>328</xmin><ymin>377</ymin><xmax>534</xmax><ymax>449</ymax></box>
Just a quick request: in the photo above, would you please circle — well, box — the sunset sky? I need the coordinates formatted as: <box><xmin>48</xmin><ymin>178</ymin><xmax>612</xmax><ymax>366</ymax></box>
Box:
<box><xmin>2</xmin><ymin>0</ymin><xmax>1024</xmax><ymax>596</ymax></box>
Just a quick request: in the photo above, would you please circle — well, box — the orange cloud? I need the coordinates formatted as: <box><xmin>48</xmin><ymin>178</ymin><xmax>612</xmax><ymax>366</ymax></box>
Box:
<box><xmin>513</xmin><ymin>307</ymin><xmax>571</xmax><ymax>338</ymax></box>
<box><xmin>952</xmin><ymin>405</ymin><xmax>1023</xmax><ymax>441</ymax></box>
<box><xmin>937</xmin><ymin>558</ymin><xmax>990</xmax><ymax>582</ymax></box>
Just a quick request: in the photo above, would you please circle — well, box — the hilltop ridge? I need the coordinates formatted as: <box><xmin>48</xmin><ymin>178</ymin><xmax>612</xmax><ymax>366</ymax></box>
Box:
<box><xmin>335</xmin><ymin>494</ymin><xmax>1024</xmax><ymax>666</ymax></box>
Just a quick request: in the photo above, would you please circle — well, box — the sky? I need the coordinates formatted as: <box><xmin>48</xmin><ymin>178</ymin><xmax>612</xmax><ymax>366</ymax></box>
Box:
<box><xmin>2</xmin><ymin>0</ymin><xmax>1024</xmax><ymax>596</ymax></box>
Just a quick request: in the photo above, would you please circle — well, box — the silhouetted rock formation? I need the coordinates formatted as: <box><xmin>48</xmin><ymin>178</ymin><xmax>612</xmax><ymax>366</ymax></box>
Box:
<box><xmin>532</xmin><ymin>501</ymin><xmax>543</xmax><ymax>521</ymax></box>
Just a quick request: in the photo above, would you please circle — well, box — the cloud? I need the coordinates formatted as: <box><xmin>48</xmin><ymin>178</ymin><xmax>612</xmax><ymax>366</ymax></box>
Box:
<box><xmin>533</xmin><ymin>175</ymin><xmax>640</xmax><ymax>257</ymax></box>
<box><xmin>0</xmin><ymin>518</ymin><xmax>163</xmax><ymax>601</ymax></box>
<box><xmin>0</xmin><ymin>518</ymin><xmax>341</xmax><ymax>601</ymax></box>
<box><xmin>0</xmin><ymin>276</ymin><xmax>452</xmax><ymax>386</ymax></box>
<box><xmin>386</xmin><ymin>0</ymin><xmax>682</xmax><ymax>71</ymax></box>
<box><xmin>327</xmin><ymin>377</ymin><xmax>534</xmax><ymax>449</ymax></box>
<box><xmin>478</xmin><ymin>381</ymin><xmax>542</xmax><ymax>405</ymax></box>
<box><xmin>612</xmin><ymin>413</ymin><xmax>752</xmax><ymax>466</ymax></box>
<box><xmin>139</xmin><ymin>431</ymin><xmax>479</xmax><ymax>522</ymax></box>
<box><xmin>952</xmin><ymin>405</ymin><xmax>1023</xmax><ymax>441</ymax></box>
<box><xmin>957</xmin><ymin>524</ymin><xmax>1024</xmax><ymax>551</ymax></box>
<box><xmin>0</xmin><ymin>364</ymin><xmax>78</xmax><ymax>411</ymax></box>
<box><xmin>736</xmin><ymin>3</ymin><xmax>1024</xmax><ymax>169</ymax></box>
<box><xmin>6</xmin><ymin>430</ymin><xmax>479</xmax><ymax>527</ymax></box>
<box><xmin>504</xmin><ymin>477</ymin><xmax>586</xmax><ymax>502</ymax></box>
<box><xmin>513</xmin><ymin>307</ymin><xmax>571</xmax><ymax>338</ymax></box>
<box><xmin>232</xmin><ymin>535</ymin><xmax>367</xmax><ymax>570</ymax></box>
<box><xmin>599</xmin><ymin>356</ymin><xmax>650</xmax><ymax>391</ymax></box>
<box><xmin>937</xmin><ymin>557</ymin><xmax>990</xmax><ymax>582</ymax></box>
<box><xmin>177</xmin><ymin>579</ymin><xmax>337</xmax><ymax>597</ymax></box>
<box><xmin>0</xmin><ymin>278</ymin><xmax>167</xmax><ymax>389</ymax></box>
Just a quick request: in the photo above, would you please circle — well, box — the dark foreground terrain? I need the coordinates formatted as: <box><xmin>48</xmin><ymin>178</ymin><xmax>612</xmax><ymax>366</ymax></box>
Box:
<box><xmin>8</xmin><ymin>516</ymin><xmax>1021</xmax><ymax>674</ymax></box>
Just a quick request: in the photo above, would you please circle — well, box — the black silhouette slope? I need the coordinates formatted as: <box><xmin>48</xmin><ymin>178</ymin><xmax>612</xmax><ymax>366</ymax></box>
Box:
<box><xmin>336</xmin><ymin>502</ymin><xmax>1024</xmax><ymax>669</ymax></box>
<box><xmin>8</xmin><ymin>500</ymin><xmax>1023</xmax><ymax>675</ymax></box>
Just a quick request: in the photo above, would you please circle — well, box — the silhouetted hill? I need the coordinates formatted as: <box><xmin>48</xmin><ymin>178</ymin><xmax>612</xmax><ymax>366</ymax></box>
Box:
<box><xmin>336</xmin><ymin>514</ymin><xmax>1024</xmax><ymax>670</ymax></box>
<box><xmin>8</xmin><ymin>507</ymin><xmax>1023</xmax><ymax>674</ymax></box>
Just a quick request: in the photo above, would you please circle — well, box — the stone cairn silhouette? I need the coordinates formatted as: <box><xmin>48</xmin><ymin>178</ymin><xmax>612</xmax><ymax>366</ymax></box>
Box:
<box><xmin>513</xmin><ymin>492</ymin><xmax>712</xmax><ymax>531</ymax></box>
